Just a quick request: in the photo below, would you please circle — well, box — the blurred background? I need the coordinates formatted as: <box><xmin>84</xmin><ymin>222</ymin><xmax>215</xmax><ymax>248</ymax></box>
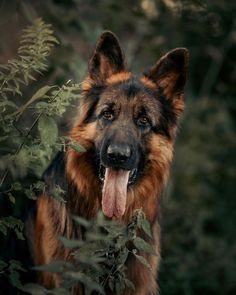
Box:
<box><xmin>0</xmin><ymin>0</ymin><xmax>235</xmax><ymax>294</ymax></box>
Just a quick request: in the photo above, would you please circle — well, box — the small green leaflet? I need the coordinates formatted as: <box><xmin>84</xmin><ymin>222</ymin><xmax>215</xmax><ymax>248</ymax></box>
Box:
<box><xmin>38</xmin><ymin>115</ymin><xmax>58</xmax><ymax>146</ymax></box>
<box><xmin>117</xmin><ymin>247</ymin><xmax>129</xmax><ymax>265</ymax></box>
<box><xmin>133</xmin><ymin>237</ymin><xmax>157</xmax><ymax>256</ymax></box>
<box><xmin>15</xmin><ymin>229</ymin><xmax>25</xmax><ymax>240</ymax></box>
<box><xmin>64</xmin><ymin>272</ymin><xmax>105</xmax><ymax>295</ymax></box>
<box><xmin>70</xmin><ymin>142</ymin><xmax>86</xmax><ymax>153</ymax></box>
<box><xmin>8</xmin><ymin>193</ymin><xmax>15</xmax><ymax>204</ymax></box>
<box><xmin>12</xmin><ymin>182</ymin><xmax>22</xmax><ymax>191</ymax></box>
<box><xmin>140</xmin><ymin>219</ymin><xmax>152</xmax><ymax>238</ymax></box>
<box><xmin>22</xmin><ymin>283</ymin><xmax>48</xmax><ymax>295</ymax></box>
<box><xmin>108</xmin><ymin>277</ymin><xmax>115</xmax><ymax>291</ymax></box>
<box><xmin>9</xmin><ymin>260</ymin><xmax>26</xmax><ymax>272</ymax></box>
<box><xmin>14</xmin><ymin>85</ymin><xmax>56</xmax><ymax>120</ymax></box>
<box><xmin>25</xmin><ymin>189</ymin><xmax>37</xmax><ymax>200</ymax></box>
<box><xmin>133</xmin><ymin>252</ymin><xmax>152</xmax><ymax>270</ymax></box>
<box><xmin>73</xmin><ymin>216</ymin><xmax>90</xmax><ymax>228</ymax></box>
<box><xmin>0</xmin><ymin>223</ymin><xmax>7</xmax><ymax>235</ymax></box>
<box><xmin>115</xmin><ymin>275</ymin><xmax>126</xmax><ymax>295</ymax></box>
<box><xmin>34</xmin><ymin>260</ymin><xmax>71</xmax><ymax>273</ymax></box>
<box><xmin>124</xmin><ymin>278</ymin><xmax>135</xmax><ymax>291</ymax></box>
<box><xmin>59</xmin><ymin>236</ymin><xmax>84</xmax><ymax>249</ymax></box>
<box><xmin>0</xmin><ymin>260</ymin><xmax>7</xmax><ymax>271</ymax></box>
<box><xmin>0</xmin><ymin>217</ymin><xmax>24</xmax><ymax>239</ymax></box>
<box><xmin>9</xmin><ymin>271</ymin><xmax>23</xmax><ymax>289</ymax></box>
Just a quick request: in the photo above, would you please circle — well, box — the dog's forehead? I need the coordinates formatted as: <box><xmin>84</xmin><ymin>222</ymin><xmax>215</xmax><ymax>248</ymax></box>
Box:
<box><xmin>100</xmin><ymin>76</ymin><xmax>158</xmax><ymax>106</ymax></box>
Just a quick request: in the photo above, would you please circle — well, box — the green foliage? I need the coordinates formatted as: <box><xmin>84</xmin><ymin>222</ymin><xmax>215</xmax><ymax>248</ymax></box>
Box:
<box><xmin>0</xmin><ymin>216</ymin><xmax>24</xmax><ymax>240</ymax></box>
<box><xmin>24</xmin><ymin>209</ymin><xmax>155</xmax><ymax>295</ymax></box>
<box><xmin>0</xmin><ymin>259</ymin><xmax>26</xmax><ymax>290</ymax></box>
<box><xmin>0</xmin><ymin>18</ymin><xmax>58</xmax><ymax>100</ymax></box>
<box><xmin>0</xmin><ymin>20</ymin><xmax>81</xmax><ymax>184</ymax></box>
<box><xmin>70</xmin><ymin>142</ymin><xmax>86</xmax><ymax>153</ymax></box>
<box><xmin>0</xmin><ymin>19</ymin><xmax>80</xmax><ymax>290</ymax></box>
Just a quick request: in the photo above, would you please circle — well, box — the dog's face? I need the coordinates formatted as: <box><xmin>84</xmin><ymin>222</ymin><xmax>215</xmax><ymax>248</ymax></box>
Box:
<box><xmin>95</xmin><ymin>79</ymin><xmax>158</xmax><ymax>182</ymax></box>
<box><xmin>71</xmin><ymin>32</ymin><xmax>188</xmax><ymax>219</ymax></box>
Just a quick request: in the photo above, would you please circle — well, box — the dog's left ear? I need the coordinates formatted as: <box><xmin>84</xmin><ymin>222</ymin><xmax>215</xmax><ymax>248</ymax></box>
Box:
<box><xmin>88</xmin><ymin>31</ymin><xmax>127</xmax><ymax>82</ymax></box>
<box><xmin>144</xmin><ymin>48</ymin><xmax>189</xmax><ymax>98</ymax></box>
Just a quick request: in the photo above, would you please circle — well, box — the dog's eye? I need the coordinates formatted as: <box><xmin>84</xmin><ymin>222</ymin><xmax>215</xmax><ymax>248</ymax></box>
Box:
<box><xmin>137</xmin><ymin>116</ymin><xmax>150</xmax><ymax>127</ymax></box>
<box><xmin>102</xmin><ymin>110</ymin><xmax>114</xmax><ymax>120</ymax></box>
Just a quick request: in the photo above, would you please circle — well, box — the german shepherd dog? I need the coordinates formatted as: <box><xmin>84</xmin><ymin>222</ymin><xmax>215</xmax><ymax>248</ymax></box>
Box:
<box><xmin>30</xmin><ymin>32</ymin><xmax>188</xmax><ymax>294</ymax></box>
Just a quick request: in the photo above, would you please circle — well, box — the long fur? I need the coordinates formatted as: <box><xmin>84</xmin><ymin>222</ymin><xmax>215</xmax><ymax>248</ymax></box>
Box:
<box><xmin>29</xmin><ymin>31</ymin><xmax>188</xmax><ymax>295</ymax></box>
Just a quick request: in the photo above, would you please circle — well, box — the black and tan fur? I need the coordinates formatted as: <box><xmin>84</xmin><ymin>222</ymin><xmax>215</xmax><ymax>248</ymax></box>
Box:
<box><xmin>30</xmin><ymin>31</ymin><xmax>189</xmax><ymax>294</ymax></box>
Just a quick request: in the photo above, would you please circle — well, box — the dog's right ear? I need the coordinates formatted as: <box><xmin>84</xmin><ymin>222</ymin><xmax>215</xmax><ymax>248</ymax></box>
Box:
<box><xmin>88</xmin><ymin>31</ymin><xmax>127</xmax><ymax>83</ymax></box>
<box><xmin>144</xmin><ymin>48</ymin><xmax>189</xmax><ymax>98</ymax></box>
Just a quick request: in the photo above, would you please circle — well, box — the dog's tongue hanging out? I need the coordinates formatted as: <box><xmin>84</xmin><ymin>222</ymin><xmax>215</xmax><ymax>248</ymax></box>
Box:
<box><xmin>102</xmin><ymin>168</ymin><xmax>129</xmax><ymax>219</ymax></box>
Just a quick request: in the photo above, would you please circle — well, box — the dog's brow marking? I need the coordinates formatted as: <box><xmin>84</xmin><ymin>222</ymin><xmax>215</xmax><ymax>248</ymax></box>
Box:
<box><xmin>107</xmin><ymin>72</ymin><xmax>132</xmax><ymax>84</ymax></box>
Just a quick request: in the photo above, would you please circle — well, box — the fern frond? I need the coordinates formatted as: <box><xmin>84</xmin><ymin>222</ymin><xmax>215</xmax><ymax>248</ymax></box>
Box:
<box><xmin>0</xmin><ymin>18</ymin><xmax>58</xmax><ymax>99</ymax></box>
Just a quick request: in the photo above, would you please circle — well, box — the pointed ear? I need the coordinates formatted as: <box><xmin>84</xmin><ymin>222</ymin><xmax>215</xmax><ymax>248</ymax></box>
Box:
<box><xmin>88</xmin><ymin>31</ymin><xmax>127</xmax><ymax>82</ymax></box>
<box><xmin>144</xmin><ymin>48</ymin><xmax>189</xmax><ymax>97</ymax></box>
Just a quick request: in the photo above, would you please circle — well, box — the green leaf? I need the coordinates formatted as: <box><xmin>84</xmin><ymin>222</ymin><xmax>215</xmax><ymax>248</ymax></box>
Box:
<box><xmin>38</xmin><ymin>115</ymin><xmax>58</xmax><ymax>146</ymax></box>
<box><xmin>133</xmin><ymin>237</ymin><xmax>157</xmax><ymax>256</ymax></box>
<box><xmin>117</xmin><ymin>247</ymin><xmax>129</xmax><ymax>265</ymax></box>
<box><xmin>15</xmin><ymin>85</ymin><xmax>55</xmax><ymax>119</ymax></box>
<box><xmin>124</xmin><ymin>278</ymin><xmax>135</xmax><ymax>291</ymax></box>
<box><xmin>33</xmin><ymin>181</ymin><xmax>46</xmax><ymax>191</ymax></box>
<box><xmin>0</xmin><ymin>217</ymin><xmax>24</xmax><ymax>239</ymax></box>
<box><xmin>9</xmin><ymin>271</ymin><xmax>23</xmax><ymax>289</ymax></box>
<box><xmin>140</xmin><ymin>219</ymin><xmax>152</xmax><ymax>238</ymax></box>
<box><xmin>0</xmin><ymin>260</ymin><xmax>7</xmax><ymax>271</ymax></box>
<box><xmin>34</xmin><ymin>260</ymin><xmax>71</xmax><ymax>273</ymax></box>
<box><xmin>22</xmin><ymin>283</ymin><xmax>47</xmax><ymax>295</ymax></box>
<box><xmin>15</xmin><ymin>229</ymin><xmax>25</xmax><ymax>240</ymax></box>
<box><xmin>0</xmin><ymin>100</ymin><xmax>18</xmax><ymax>110</ymax></box>
<box><xmin>50</xmin><ymin>185</ymin><xmax>66</xmax><ymax>202</ymax></box>
<box><xmin>86</xmin><ymin>232</ymin><xmax>107</xmax><ymax>242</ymax></box>
<box><xmin>0</xmin><ymin>136</ymin><xmax>8</xmax><ymax>142</ymax></box>
<box><xmin>12</xmin><ymin>182</ymin><xmax>22</xmax><ymax>191</ymax></box>
<box><xmin>64</xmin><ymin>272</ymin><xmax>105</xmax><ymax>294</ymax></box>
<box><xmin>9</xmin><ymin>260</ymin><xmax>26</xmax><ymax>272</ymax></box>
<box><xmin>73</xmin><ymin>216</ymin><xmax>90</xmax><ymax>228</ymax></box>
<box><xmin>59</xmin><ymin>236</ymin><xmax>84</xmax><ymax>249</ymax></box>
<box><xmin>115</xmin><ymin>275</ymin><xmax>125</xmax><ymax>295</ymax></box>
<box><xmin>70</xmin><ymin>142</ymin><xmax>86</xmax><ymax>153</ymax></box>
<box><xmin>8</xmin><ymin>193</ymin><xmax>15</xmax><ymax>204</ymax></box>
<box><xmin>48</xmin><ymin>288</ymin><xmax>70</xmax><ymax>295</ymax></box>
<box><xmin>133</xmin><ymin>252</ymin><xmax>152</xmax><ymax>270</ymax></box>
<box><xmin>108</xmin><ymin>276</ymin><xmax>115</xmax><ymax>291</ymax></box>
<box><xmin>25</xmin><ymin>188</ymin><xmax>37</xmax><ymax>200</ymax></box>
<box><xmin>35</xmin><ymin>101</ymin><xmax>49</xmax><ymax>109</ymax></box>
<box><xmin>14</xmin><ymin>149</ymin><xmax>29</xmax><ymax>177</ymax></box>
<box><xmin>0</xmin><ymin>223</ymin><xmax>7</xmax><ymax>235</ymax></box>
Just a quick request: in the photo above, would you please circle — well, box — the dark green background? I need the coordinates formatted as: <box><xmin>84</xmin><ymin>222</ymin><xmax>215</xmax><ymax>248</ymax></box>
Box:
<box><xmin>0</xmin><ymin>0</ymin><xmax>235</xmax><ymax>294</ymax></box>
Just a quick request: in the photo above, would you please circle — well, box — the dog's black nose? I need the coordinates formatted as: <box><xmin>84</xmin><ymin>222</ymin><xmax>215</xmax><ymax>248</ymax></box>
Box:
<box><xmin>107</xmin><ymin>144</ymin><xmax>131</xmax><ymax>164</ymax></box>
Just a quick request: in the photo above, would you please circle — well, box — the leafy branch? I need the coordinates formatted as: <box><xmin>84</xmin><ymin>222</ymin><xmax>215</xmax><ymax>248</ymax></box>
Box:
<box><xmin>0</xmin><ymin>83</ymin><xmax>77</xmax><ymax>187</ymax></box>
<box><xmin>0</xmin><ymin>18</ymin><xmax>58</xmax><ymax>99</ymax></box>
<box><xmin>0</xmin><ymin>18</ymin><xmax>81</xmax><ymax>291</ymax></box>
<box><xmin>24</xmin><ymin>209</ymin><xmax>157</xmax><ymax>295</ymax></box>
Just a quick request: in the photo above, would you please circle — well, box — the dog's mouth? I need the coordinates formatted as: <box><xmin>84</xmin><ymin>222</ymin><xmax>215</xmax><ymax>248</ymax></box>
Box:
<box><xmin>99</xmin><ymin>164</ymin><xmax>137</xmax><ymax>185</ymax></box>
<box><xmin>98</xmin><ymin>164</ymin><xmax>138</xmax><ymax>219</ymax></box>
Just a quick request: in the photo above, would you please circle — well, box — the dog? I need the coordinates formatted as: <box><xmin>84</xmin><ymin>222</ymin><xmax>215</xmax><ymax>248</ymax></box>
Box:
<box><xmin>30</xmin><ymin>31</ymin><xmax>188</xmax><ymax>294</ymax></box>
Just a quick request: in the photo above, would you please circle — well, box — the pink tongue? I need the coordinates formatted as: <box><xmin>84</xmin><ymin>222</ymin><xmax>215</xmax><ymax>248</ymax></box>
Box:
<box><xmin>102</xmin><ymin>168</ymin><xmax>130</xmax><ymax>219</ymax></box>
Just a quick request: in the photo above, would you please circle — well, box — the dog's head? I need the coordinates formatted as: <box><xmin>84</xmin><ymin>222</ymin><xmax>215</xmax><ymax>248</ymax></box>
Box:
<box><xmin>69</xmin><ymin>32</ymin><xmax>188</xmax><ymax>219</ymax></box>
